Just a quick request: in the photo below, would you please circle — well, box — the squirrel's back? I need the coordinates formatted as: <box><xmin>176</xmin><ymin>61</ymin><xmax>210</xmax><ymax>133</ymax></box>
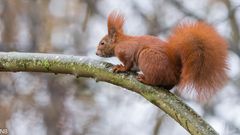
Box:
<box><xmin>168</xmin><ymin>22</ymin><xmax>228</xmax><ymax>101</ymax></box>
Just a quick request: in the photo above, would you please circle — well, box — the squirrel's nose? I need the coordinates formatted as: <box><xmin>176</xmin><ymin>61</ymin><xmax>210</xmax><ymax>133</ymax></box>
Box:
<box><xmin>96</xmin><ymin>50</ymin><xmax>102</xmax><ymax>56</ymax></box>
<box><xmin>96</xmin><ymin>52</ymin><xmax>99</xmax><ymax>56</ymax></box>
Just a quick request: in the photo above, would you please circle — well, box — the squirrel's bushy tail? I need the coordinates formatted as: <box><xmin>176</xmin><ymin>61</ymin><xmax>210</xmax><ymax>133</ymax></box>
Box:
<box><xmin>169</xmin><ymin>22</ymin><xmax>228</xmax><ymax>101</ymax></box>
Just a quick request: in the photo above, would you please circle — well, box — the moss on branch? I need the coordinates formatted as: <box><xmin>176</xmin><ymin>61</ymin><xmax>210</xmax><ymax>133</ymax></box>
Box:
<box><xmin>0</xmin><ymin>52</ymin><xmax>218</xmax><ymax>135</ymax></box>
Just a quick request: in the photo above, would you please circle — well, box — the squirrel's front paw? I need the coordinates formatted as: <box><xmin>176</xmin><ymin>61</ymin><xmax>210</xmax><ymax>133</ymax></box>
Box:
<box><xmin>112</xmin><ymin>64</ymin><xmax>127</xmax><ymax>73</ymax></box>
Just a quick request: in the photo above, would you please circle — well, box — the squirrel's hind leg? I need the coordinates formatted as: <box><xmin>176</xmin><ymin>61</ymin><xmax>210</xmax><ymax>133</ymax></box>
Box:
<box><xmin>137</xmin><ymin>74</ymin><xmax>174</xmax><ymax>90</ymax></box>
<box><xmin>136</xmin><ymin>74</ymin><xmax>148</xmax><ymax>84</ymax></box>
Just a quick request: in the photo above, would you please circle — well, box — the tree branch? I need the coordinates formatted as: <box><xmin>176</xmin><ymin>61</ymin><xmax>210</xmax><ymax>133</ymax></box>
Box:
<box><xmin>0</xmin><ymin>52</ymin><xmax>218</xmax><ymax>135</ymax></box>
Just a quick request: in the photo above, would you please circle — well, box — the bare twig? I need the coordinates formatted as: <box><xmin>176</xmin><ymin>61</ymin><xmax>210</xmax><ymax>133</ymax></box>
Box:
<box><xmin>168</xmin><ymin>0</ymin><xmax>204</xmax><ymax>21</ymax></box>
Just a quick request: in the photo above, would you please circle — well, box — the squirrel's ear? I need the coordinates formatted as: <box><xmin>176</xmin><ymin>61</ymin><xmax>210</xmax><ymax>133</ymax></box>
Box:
<box><xmin>107</xmin><ymin>11</ymin><xmax>124</xmax><ymax>41</ymax></box>
<box><xmin>109</xmin><ymin>28</ymin><xmax>116</xmax><ymax>42</ymax></box>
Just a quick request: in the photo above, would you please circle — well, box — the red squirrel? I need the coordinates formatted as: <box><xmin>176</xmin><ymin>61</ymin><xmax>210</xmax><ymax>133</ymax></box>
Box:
<box><xmin>96</xmin><ymin>11</ymin><xmax>228</xmax><ymax>101</ymax></box>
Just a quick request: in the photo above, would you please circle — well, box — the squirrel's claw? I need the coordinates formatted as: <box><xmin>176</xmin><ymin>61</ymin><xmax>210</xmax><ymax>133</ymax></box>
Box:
<box><xmin>136</xmin><ymin>74</ymin><xmax>146</xmax><ymax>83</ymax></box>
<box><xmin>112</xmin><ymin>64</ymin><xmax>127</xmax><ymax>73</ymax></box>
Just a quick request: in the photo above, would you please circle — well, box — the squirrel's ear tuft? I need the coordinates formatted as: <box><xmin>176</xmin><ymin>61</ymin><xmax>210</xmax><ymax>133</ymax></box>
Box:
<box><xmin>107</xmin><ymin>11</ymin><xmax>125</xmax><ymax>38</ymax></box>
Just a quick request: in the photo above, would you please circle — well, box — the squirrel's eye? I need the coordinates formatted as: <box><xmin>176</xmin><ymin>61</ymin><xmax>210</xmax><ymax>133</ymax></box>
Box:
<box><xmin>100</xmin><ymin>42</ymin><xmax>105</xmax><ymax>45</ymax></box>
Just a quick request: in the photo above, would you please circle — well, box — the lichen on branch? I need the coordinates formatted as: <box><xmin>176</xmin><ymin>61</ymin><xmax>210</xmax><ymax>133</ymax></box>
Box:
<box><xmin>0</xmin><ymin>52</ymin><xmax>218</xmax><ymax>135</ymax></box>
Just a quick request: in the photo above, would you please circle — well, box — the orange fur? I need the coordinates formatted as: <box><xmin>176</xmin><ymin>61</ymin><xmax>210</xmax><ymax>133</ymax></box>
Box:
<box><xmin>108</xmin><ymin>11</ymin><xmax>125</xmax><ymax>37</ymax></box>
<box><xmin>96</xmin><ymin>12</ymin><xmax>228</xmax><ymax>101</ymax></box>
<box><xmin>168</xmin><ymin>22</ymin><xmax>228</xmax><ymax>100</ymax></box>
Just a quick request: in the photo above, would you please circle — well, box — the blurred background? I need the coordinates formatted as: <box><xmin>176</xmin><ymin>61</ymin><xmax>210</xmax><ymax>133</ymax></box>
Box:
<box><xmin>0</xmin><ymin>0</ymin><xmax>239</xmax><ymax>135</ymax></box>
